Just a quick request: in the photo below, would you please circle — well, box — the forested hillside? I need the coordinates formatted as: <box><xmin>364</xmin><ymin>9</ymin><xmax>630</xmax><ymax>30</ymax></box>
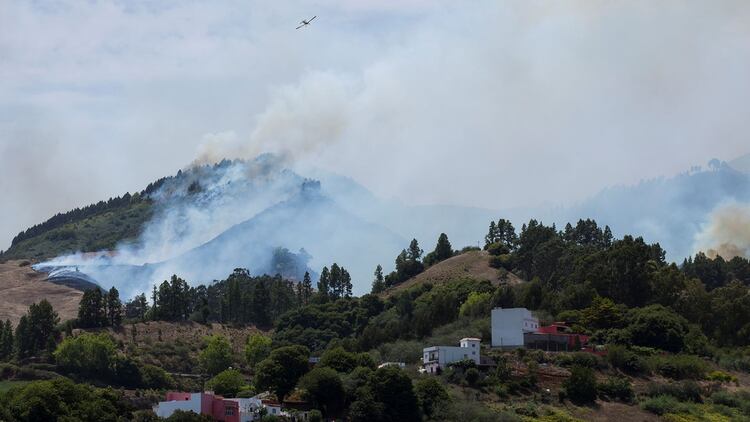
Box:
<box><xmin>2</xmin><ymin>217</ymin><xmax>749</xmax><ymax>421</ymax></box>
<box><xmin>0</xmin><ymin>193</ymin><xmax>153</xmax><ymax>261</ymax></box>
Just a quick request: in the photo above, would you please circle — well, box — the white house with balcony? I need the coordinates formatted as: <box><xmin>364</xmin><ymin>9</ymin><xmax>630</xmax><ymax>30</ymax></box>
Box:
<box><xmin>423</xmin><ymin>337</ymin><xmax>481</xmax><ymax>374</ymax></box>
<box><xmin>491</xmin><ymin>307</ymin><xmax>539</xmax><ymax>349</ymax></box>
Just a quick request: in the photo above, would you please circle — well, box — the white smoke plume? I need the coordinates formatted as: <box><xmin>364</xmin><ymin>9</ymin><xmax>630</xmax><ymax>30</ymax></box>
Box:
<box><xmin>694</xmin><ymin>202</ymin><xmax>750</xmax><ymax>260</ymax></box>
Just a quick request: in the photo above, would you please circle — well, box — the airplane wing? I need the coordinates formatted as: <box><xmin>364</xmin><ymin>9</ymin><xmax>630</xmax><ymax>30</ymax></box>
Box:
<box><xmin>296</xmin><ymin>24</ymin><xmax>305</xmax><ymax>29</ymax></box>
<box><xmin>308</xmin><ymin>15</ymin><xmax>317</xmax><ymax>22</ymax></box>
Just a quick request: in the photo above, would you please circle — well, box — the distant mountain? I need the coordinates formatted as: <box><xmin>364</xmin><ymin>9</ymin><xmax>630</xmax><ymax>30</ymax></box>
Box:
<box><xmin>555</xmin><ymin>162</ymin><xmax>750</xmax><ymax>261</ymax></box>
<box><xmin>730</xmin><ymin>152</ymin><xmax>750</xmax><ymax>173</ymax></box>
<box><xmin>9</xmin><ymin>155</ymin><xmax>750</xmax><ymax>297</ymax></box>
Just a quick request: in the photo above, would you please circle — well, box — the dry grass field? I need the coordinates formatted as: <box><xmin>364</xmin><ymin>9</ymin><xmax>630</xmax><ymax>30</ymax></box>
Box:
<box><xmin>0</xmin><ymin>260</ymin><xmax>83</xmax><ymax>326</ymax></box>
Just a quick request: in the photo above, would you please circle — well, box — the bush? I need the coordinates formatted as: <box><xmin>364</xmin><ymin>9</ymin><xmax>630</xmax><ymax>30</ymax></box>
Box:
<box><xmin>645</xmin><ymin>381</ymin><xmax>702</xmax><ymax>403</ymax></box>
<box><xmin>141</xmin><ymin>364</ymin><xmax>175</xmax><ymax>389</ymax></box>
<box><xmin>205</xmin><ymin>369</ymin><xmax>246</xmax><ymax>398</ymax></box>
<box><xmin>597</xmin><ymin>377</ymin><xmax>634</xmax><ymax>402</ymax></box>
<box><xmin>641</xmin><ymin>395</ymin><xmax>680</xmax><ymax>415</ymax></box>
<box><xmin>557</xmin><ymin>352</ymin><xmax>602</xmax><ymax>369</ymax></box>
<box><xmin>236</xmin><ymin>386</ymin><xmax>257</xmax><ymax>398</ymax></box>
<box><xmin>627</xmin><ymin>305</ymin><xmax>690</xmax><ymax>353</ymax></box>
<box><xmin>297</xmin><ymin>367</ymin><xmax>345</xmax><ymax>417</ymax></box>
<box><xmin>199</xmin><ymin>335</ymin><xmax>233</xmax><ymax>376</ymax></box>
<box><xmin>459</xmin><ymin>292</ymin><xmax>492</xmax><ymax>318</ymax></box>
<box><xmin>53</xmin><ymin>333</ymin><xmax>118</xmax><ymax>380</ymax></box>
<box><xmin>710</xmin><ymin>391</ymin><xmax>742</xmax><ymax>408</ymax></box>
<box><xmin>414</xmin><ymin>377</ymin><xmax>451</xmax><ymax>419</ymax></box>
<box><xmin>606</xmin><ymin>345</ymin><xmax>649</xmax><ymax>375</ymax></box>
<box><xmin>465</xmin><ymin>368</ymin><xmax>480</xmax><ymax>386</ymax></box>
<box><xmin>707</xmin><ymin>370</ymin><xmax>737</xmax><ymax>384</ymax></box>
<box><xmin>651</xmin><ymin>355</ymin><xmax>708</xmax><ymax>380</ymax></box>
<box><xmin>563</xmin><ymin>365</ymin><xmax>597</xmax><ymax>405</ymax></box>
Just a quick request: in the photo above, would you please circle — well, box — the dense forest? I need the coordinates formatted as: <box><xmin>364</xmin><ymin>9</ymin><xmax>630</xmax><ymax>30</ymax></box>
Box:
<box><xmin>1</xmin><ymin>217</ymin><xmax>750</xmax><ymax>421</ymax></box>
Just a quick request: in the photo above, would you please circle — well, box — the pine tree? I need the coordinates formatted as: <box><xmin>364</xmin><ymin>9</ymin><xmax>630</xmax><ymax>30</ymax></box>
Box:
<box><xmin>0</xmin><ymin>320</ymin><xmax>12</xmax><ymax>361</ymax></box>
<box><xmin>496</xmin><ymin>219</ymin><xmax>518</xmax><ymax>250</ymax></box>
<box><xmin>14</xmin><ymin>315</ymin><xmax>31</xmax><ymax>359</ymax></box>
<box><xmin>434</xmin><ymin>233</ymin><xmax>453</xmax><ymax>262</ymax></box>
<box><xmin>78</xmin><ymin>289</ymin><xmax>106</xmax><ymax>328</ymax></box>
<box><xmin>136</xmin><ymin>293</ymin><xmax>149</xmax><ymax>321</ymax></box>
<box><xmin>318</xmin><ymin>267</ymin><xmax>330</xmax><ymax>298</ymax></box>
<box><xmin>408</xmin><ymin>239</ymin><xmax>423</xmax><ymax>261</ymax></box>
<box><xmin>301</xmin><ymin>272</ymin><xmax>313</xmax><ymax>304</ymax></box>
<box><xmin>106</xmin><ymin>286</ymin><xmax>123</xmax><ymax>327</ymax></box>
<box><xmin>252</xmin><ymin>280</ymin><xmax>271</xmax><ymax>326</ymax></box>
<box><xmin>485</xmin><ymin>221</ymin><xmax>497</xmax><ymax>247</ymax></box>
<box><xmin>27</xmin><ymin>300</ymin><xmax>59</xmax><ymax>356</ymax></box>
<box><xmin>342</xmin><ymin>269</ymin><xmax>353</xmax><ymax>298</ymax></box>
<box><xmin>603</xmin><ymin>225</ymin><xmax>613</xmax><ymax>247</ymax></box>
<box><xmin>4</xmin><ymin>320</ymin><xmax>13</xmax><ymax>360</ymax></box>
<box><xmin>330</xmin><ymin>264</ymin><xmax>342</xmax><ymax>298</ymax></box>
<box><xmin>371</xmin><ymin>265</ymin><xmax>385</xmax><ymax>294</ymax></box>
<box><xmin>151</xmin><ymin>285</ymin><xmax>159</xmax><ymax>319</ymax></box>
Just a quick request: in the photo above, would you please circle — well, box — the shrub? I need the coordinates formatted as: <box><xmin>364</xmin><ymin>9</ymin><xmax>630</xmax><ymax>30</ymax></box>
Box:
<box><xmin>297</xmin><ymin>367</ymin><xmax>345</xmax><ymax>417</ymax></box>
<box><xmin>205</xmin><ymin>369</ymin><xmax>246</xmax><ymax>398</ymax></box>
<box><xmin>244</xmin><ymin>334</ymin><xmax>272</xmax><ymax>368</ymax></box>
<box><xmin>707</xmin><ymin>370</ymin><xmax>737</xmax><ymax>384</ymax></box>
<box><xmin>494</xmin><ymin>383</ymin><xmax>509</xmax><ymax>399</ymax></box>
<box><xmin>563</xmin><ymin>365</ymin><xmax>597</xmax><ymax>405</ymax></box>
<box><xmin>606</xmin><ymin>345</ymin><xmax>649</xmax><ymax>375</ymax></box>
<box><xmin>199</xmin><ymin>335</ymin><xmax>233</xmax><ymax>376</ymax></box>
<box><xmin>710</xmin><ymin>391</ymin><xmax>742</xmax><ymax>408</ymax></box>
<box><xmin>53</xmin><ymin>333</ymin><xmax>117</xmax><ymax>380</ymax></box>
<box><xmin>627</xmin><ymin>305</ymin><xmax>690</xmax><ymax>353</ymax></box>
<box><xmin>414</xmin><ymin>377</ymin><xmax>451</xmax><ymax>419</ymax></box>
<box><xmin>236</xmin><ymin>386</ymin><xmax>257</xmax><ymax>398</ymax></box>
<box><xmin>652</xmin><ymin>355</ymin><xmax>708</xmax><ymax>380</ymax></box>
<box><xmin>141</xmin><ymin>364</ymin><xmax>175</xmax><ymax>389</ymax></box>
<box><xmin>465</xmin><ymin>368</ymin><xmax>480</xmax><ymax>386</ymax></box>
<box><xmin>597</xmin><ymin>376</ymin><xmax>634</xmax><ymax>402</ymax></box>
<box><xmin>459</xmin><ymin>292</ymin><xmax>492</xmax><ymax>318</ymax></box>
<box><xmin>641</xmin><ymin>395</ymin><xmax>680</xmax><ymax>415</ymax></box>
<box><xmin>557</xmin><ymin>352</ymin><xmax>602</xmax><ymax>369</ymax></box>
<box><xmin>645</xmin><ymin>381</ymin><xmax>702</xmax><ymax>403</ymax></box>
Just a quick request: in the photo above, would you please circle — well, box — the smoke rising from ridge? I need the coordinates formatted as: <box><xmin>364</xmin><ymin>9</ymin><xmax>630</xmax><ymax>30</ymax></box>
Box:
<box><xmin>2</xmin><ymin>0</ymin><xmax>750</xmax><ymax>290</ymax></box>
<box><xmin>694</xmin><ymin>202</ymin><xmax>750</xmax><ymax>260</ymax></box>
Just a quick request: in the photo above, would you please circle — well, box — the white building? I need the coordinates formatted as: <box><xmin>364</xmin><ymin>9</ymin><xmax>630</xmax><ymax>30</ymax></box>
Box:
<box><xmin>491</xmin><ymin>307</ymin><xmax>538</xmax><ymax>348</ymax></box>
<box><xmin>423</xmin><ymin>337</ymin><xmax>481</xmax><ymax>374</ymax></box>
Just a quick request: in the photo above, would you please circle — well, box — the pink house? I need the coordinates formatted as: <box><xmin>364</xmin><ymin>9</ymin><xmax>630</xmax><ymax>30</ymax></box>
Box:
<box><xmin>154</xmin><ymin>392</ymin><xmax>240</xmax><ymax>422</ymax></box>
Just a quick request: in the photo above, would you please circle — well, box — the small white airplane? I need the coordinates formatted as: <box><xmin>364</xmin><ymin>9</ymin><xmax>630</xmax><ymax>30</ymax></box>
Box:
<box><xmin>296</xmin><ymin>15</ymin><xmax>316</xmax><ymax>29</ymax></box>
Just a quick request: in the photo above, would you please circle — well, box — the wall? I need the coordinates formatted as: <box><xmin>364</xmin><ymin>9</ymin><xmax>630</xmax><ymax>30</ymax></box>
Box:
<box><xmin>491</xmin><ymin>308</ymin><xmax>538</xmax><ymax>348</ymax></box>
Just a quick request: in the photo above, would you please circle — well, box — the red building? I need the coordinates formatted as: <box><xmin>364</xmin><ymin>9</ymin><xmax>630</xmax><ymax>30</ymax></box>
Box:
<box><xmin>155</xmin><ymin>392</ymin><xmax>240</xmax><ymax>422</ymax></box>
<box><xmin>524</xmin><ymin>323</ymin><xmax>590</xmax><ymax>351</ymax></box>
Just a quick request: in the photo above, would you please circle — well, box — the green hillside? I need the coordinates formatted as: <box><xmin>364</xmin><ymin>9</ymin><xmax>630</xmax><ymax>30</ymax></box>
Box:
<box><xmin>0</xmin><ymin>195</ymin><xmax>152</xmax><ymax>262</ymax></box>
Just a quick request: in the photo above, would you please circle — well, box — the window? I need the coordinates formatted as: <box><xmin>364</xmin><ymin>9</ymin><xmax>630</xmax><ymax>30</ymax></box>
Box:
<box><xmin>225</xmin><ymin>407</ymin><xmax>235</xmax><ymax>416</ymax></box>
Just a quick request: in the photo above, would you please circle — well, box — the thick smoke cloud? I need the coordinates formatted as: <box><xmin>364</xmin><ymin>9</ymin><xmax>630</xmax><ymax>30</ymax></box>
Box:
<box><xmin>3</xmin><ymin>1</ymin><xmax>750</xmax><ymax>289</ymax></box>
<box><xmin>694</xmin><ymin>202</ymin><xmax>750</xmax><ymax>260</ymax></box>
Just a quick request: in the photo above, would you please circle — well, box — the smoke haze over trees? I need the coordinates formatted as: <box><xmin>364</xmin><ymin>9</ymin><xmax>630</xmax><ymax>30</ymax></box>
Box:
<box><xmin>2</xmin><ymin>1</ymin><xmax>750</xmax><ymax>253</ymax></box>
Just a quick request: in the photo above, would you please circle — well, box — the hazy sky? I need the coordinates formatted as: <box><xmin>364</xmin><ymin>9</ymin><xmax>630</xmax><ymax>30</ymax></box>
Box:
<box><xmin>2</xmin><ymin>0</ymin><xmax>750</xmax><ymax>250</ymax></box>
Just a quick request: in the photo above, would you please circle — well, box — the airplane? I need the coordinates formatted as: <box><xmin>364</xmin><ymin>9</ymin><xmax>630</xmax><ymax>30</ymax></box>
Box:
<box><xmin>296</xmin><ymin>15</ymin><xmax>316</xmax><ymax>29</ymax></box>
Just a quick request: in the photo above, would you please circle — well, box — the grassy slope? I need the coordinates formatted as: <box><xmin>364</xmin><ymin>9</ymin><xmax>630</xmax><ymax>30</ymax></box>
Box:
<box><xmin>1</xmin><ymin>201</ymin><xmax>152</xmax><ymax>261</ymax></box>
<box><xmin>382</xmin><ymin>250</ymin><xmax>525</xmax><ymax>297</ymax></box>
